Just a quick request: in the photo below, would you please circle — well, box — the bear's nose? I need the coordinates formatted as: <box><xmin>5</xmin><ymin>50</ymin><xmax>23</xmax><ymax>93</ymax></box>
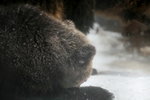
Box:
<box><xmin>77</xmin><ymin>44</ymin><xmax>96</xmax><ymax>65</ymax></box>
<box><xmin>80</xmin><ymin>44</ymin><xmax>96</xmax><ymax>57</ymax></box>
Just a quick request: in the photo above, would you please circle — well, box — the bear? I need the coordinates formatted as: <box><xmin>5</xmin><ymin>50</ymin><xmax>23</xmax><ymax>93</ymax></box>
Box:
<box><xmin>0</xmin><ymin>1</ymin><xmax>113</xmax><ymax>100</ymax></box>
<box><xmin>0</xmin><ymin>4</ymin><xmax>95</xmax><ymax>96</ymax></box>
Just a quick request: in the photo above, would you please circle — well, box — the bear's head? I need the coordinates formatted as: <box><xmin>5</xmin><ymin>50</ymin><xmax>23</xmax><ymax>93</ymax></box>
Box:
<box><xmin>0</xmin><ymin>5</ymin><xmax>96</xmax><ymax>96</ymax></box>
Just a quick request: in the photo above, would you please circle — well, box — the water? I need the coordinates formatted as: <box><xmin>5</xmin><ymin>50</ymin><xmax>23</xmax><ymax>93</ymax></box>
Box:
<box><xmin>82</xmin><ymin>23</ymin><xmax>150</xmax><ymax>100</ymax></box>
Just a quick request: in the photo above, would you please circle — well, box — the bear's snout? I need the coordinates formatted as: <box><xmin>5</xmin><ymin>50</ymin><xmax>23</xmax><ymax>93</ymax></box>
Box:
<box><xmin>80</xmin><ymin>44</ymin><xmax>96</xmax><ymax>58</ymax></box>
<box><xmin>75</xmin><ymin>44</ymin><xmax>96</xmax><ymax>65</ymax></box>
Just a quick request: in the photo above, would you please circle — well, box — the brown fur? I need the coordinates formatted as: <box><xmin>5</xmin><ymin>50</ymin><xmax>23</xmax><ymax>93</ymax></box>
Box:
<box><xmin>0</xmin><ymin>4</ymin><xmax>96</xmax><ymax>98</ymax></box>
<box><xmin>0</xmin><ymin>0</ymin><xmax>95</xmax><ymax>34</ymax></box>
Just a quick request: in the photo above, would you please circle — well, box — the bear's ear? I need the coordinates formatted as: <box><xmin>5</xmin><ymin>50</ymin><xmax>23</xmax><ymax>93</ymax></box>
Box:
<box><xmin>63</xmin><ymin>0</ymin><xmax>95</xmax><ymax>34</ymax></box>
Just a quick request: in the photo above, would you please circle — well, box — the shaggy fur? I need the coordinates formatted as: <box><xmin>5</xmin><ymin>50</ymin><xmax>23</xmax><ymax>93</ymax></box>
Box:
<box><xmin>0</xmin><ymin>4</ymin><xmax>96</xmax><ymax>97</ymax></box>
<box><xmin>0</xmin><ymin>1</ymin><xmax>113</xmax><ymax>100</ymax></box>
<box><xmin>0</xmin><ymin>0</ymin><xmax>95</xmax><ymax>34</ymax></box>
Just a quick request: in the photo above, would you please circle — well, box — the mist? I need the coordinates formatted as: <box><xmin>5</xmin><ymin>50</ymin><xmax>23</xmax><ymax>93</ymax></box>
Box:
<box><xmin>82</xmin><ymin>23</ymin><xmax>150</xmax><ymax>100</ymax></box>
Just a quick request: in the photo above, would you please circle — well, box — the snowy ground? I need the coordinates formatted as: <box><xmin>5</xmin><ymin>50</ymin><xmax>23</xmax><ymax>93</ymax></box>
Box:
<box><xmin>81</xmin><ymin>23</ymin><xmax>150</xmax><ymax>100</ymax></box>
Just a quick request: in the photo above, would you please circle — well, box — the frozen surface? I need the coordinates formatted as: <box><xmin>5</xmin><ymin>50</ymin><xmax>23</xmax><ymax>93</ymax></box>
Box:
<box><xmin>81</xmin><ymin>23</ymin><xmax>150</xmax><ymax>100</ymax></box>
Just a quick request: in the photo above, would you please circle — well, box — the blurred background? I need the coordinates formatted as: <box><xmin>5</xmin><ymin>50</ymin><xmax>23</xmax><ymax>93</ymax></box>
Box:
<box><xmin>82</xmin><ymin>0</ymin><xmax>150</xmax><ymax>100</ymax></box>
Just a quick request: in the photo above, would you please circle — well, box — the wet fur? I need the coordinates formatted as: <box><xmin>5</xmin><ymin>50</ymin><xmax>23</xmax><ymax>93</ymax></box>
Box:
<box><xmin>0</xmin><ymin>0</ymin><xmax>95</xmax><ymax>34</ymax></box>
<box><xmin>0</xmin><ymin>1</ymin><xmax>113</xmax><ymax>100</ymax></box>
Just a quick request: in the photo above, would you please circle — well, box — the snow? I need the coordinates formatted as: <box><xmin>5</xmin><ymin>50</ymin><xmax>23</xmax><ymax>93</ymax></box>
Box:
<box><xmin>81</xmin><ymin>23</ymin><xmax>150</xmax><ymax>100</ymax></box>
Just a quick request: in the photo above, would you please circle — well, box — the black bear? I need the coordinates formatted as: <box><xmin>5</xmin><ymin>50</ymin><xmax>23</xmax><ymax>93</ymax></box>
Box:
<box><xmin>0</xmin><ymin>0</ymin><xmax>113</xmax><ymax>100</ymax></box>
